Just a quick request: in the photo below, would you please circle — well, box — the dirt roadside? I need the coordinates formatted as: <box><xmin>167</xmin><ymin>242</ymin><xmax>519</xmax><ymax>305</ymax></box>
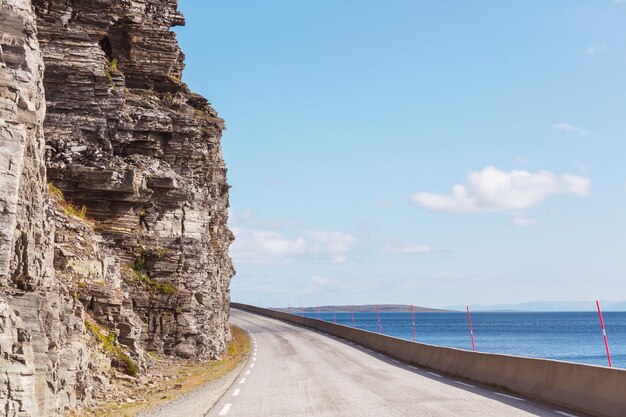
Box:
<box><xmin>73</xmin><ymin>324</ymin><xmax>250</xmax><ymax>417</ymax></box>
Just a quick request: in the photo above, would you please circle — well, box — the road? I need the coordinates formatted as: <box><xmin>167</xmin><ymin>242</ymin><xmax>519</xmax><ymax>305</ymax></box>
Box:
<box><xmin>206</xmin><ymin>309</ymin><xmax>583</xmax><ymax>417</ymax></box>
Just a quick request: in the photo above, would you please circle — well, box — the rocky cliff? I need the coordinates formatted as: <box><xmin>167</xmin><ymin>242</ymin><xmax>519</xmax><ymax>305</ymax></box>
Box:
<box><xmin>0</xmin><ymin>0</ymin><xmax>233</xmax><ymax>415</ymax></box>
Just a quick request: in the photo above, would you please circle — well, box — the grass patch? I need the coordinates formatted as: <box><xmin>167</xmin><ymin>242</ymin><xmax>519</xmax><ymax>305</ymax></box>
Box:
<box><xmin>85</xmin><ymin>318</ymin><xmax>138</xmax><ymax>377</ymax></box>
<box><xmin>86</xmin><ymin>325</ymin><xmax>250</xmax><ymax>417</ymax></box>
<box><xmin>129</xmin><ymin>256</ymin><xmax>178</xmax><ymax>295</ymax></box>
<box><xmin>47</xmin><ymin>183</ymin><xmax>92</xmax><ymax>224</ymax></box>
<box><xmin>151</xmin><ymin>246</ymin><xmax>169</xmax><ymax>258</ymax></box>
<box><xmin>163</xmin><ymin>92</ymin><xmax>174</xmax><ymax>104</ymax></box>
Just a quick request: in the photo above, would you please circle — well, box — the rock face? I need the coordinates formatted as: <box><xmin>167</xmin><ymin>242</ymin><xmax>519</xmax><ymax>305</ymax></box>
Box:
<box><xmin>0</xmin><ymin>0</ymin><xmax>233</xmax><ymax>415</ymax></box>
<box><xmin>34</xmin><ymin>0</ymin><xmax>233</xmax><ymax>360</ymax></box>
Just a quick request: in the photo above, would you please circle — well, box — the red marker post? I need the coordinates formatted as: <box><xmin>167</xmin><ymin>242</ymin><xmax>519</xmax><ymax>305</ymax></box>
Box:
<box><xmin>466</xmin><ymin>305</ymin><xmax>476</xmax><ymax>351</ymax></box>
<box><xmin>376</xmin><ymin>305</ymin><xmax>382</xmax><ymax>334</ymax></box>
<box><xmin>411</xmin><ymin>304</ymin><xmax>417</xmax><ymax>342</ymax></box>
<box><xmin>596</xmin><ymin>300</ymin><xmax>613</xmax><ymax>368</ymax></box>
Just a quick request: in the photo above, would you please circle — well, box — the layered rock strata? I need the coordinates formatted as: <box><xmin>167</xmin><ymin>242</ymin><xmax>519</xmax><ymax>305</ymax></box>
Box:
<box><xmin>0</xmin><ymin>0</ymin><xmax>233</xmax><ymax>415</ymax></box>
<box><xmin>34</xmin><ymin>0</ymin><xmax>233</xmax><ymax>361</ymax></box>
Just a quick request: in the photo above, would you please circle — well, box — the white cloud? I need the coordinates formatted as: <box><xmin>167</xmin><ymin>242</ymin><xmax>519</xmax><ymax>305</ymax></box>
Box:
<box><xmin>309</xmin><ymin>231</ymin><xmax>356</xmax><ymax>256</ymax></box>
<box><xmin>614</xmin><ymin>0</ymin><xmax>625</xmax><ymax>4</ymax></box>
<box><xmin>411</xmin><ymin>166</ymin><xmax>590</xmax><ymax>213</ymax></box>
<box><xmin>230</xmin><ymin>227</ymin><xmax>307</xmax><ymax>265</ymax></box>
<box><xmin>230</xmin><ymin>223</ymin><xmax>357</xmax><ymax>265</ymax></box>
<box><xmin>382</xmin><ymin>243</ymin><xmax>434</xmax><ymax>254</ymax></box>
<box><xmin>586</xmin><ymin>44</ymin><xmax>606</xmax><ymax>55</ymax></box>
<box><xmin>513</xmin><ymin>217</ymin><xmax>538</xmax><ymax>227</ymax></box>
<box><xmin>552</xmin><ymin>123</ymin><xmax>590</xmax><ymax>137</ymax></box>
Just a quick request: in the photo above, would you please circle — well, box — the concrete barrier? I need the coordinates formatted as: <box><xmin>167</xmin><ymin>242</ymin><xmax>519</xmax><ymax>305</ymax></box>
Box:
<box><xmin>232</xmin><ymin>303</ymin><xmax>626</xmax><ymax>417</ymax></box>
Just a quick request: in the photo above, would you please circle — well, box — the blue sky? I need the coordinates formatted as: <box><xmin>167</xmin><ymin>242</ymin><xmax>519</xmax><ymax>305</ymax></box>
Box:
<box><xmin>176</xmin><ymin>1</ymin><xmax>626</xmax><ymax>308</ymax></box>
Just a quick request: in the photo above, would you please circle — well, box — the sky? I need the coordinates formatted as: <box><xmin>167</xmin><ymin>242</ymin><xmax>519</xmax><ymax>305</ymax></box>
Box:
<box><xmin>176</xmin><ymin>1</ymin><xmax>626</xmax><ymax>309</ymax></box>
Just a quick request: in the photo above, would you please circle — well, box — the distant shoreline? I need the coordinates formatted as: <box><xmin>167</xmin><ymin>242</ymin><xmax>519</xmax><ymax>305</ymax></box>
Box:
<box><xmin>274</xmin><ymin>304</ymin><xmax>454</xmax><ymax>313</ymax></box>
<box><xmin>272</xmin><ymin>306</ymin><xmax>626</xmax><ymax>313</ymax></box>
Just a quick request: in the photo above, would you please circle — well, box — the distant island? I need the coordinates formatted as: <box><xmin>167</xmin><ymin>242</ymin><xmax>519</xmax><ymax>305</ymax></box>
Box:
<box><xmin>275</xmin><ymin>304</ymin><xmax>454</xmax><ymax>313</ymax></box>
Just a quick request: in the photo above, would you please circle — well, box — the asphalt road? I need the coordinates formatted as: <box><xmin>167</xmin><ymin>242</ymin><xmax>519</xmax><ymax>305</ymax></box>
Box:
<box><xmin>205</xmin><ymin>309</ymin><xmax>584</xmax><ymax>417</ymax></box>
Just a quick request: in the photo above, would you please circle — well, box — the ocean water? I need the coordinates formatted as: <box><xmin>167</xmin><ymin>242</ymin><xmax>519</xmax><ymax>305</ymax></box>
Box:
<box><xmin>297</xmin><ymin>311</ymin><xmax>626</xmax><ymax>368</ymax></box>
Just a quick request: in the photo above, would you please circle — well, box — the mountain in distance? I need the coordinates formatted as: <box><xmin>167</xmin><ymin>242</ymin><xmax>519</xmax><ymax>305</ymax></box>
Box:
<box><xmin>445</xmin><ymin>300</ymin><xmax>626</xmax><ymax>312</ymax></box>
<box><xmin>276</xmin><ymin>304</ymin><xmax>453</xmax><ymax>313</ymax></box>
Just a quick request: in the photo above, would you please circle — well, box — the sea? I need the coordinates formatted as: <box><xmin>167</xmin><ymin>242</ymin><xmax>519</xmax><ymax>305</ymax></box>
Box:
<box><xmin>297</xmin><ymin>311</ymin><xmax>626</xmax><ymax>369</ymax></box>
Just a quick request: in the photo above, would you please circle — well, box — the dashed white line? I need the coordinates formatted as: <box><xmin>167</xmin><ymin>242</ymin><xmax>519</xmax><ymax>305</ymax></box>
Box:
<box><xmin>554</xmin><ymin>412</ymin><xmax>578</xmax><ymax>417</ymax></box>
<box><xmin>377</xmin><ymin>353</ymin><xmax>385</xmax><ymax>358</ymax></box>
<box><xmin>245</xmin><ymin>370</ymin><xmax>251</xmax><ymax>375</ymax></box>
<box><xmin>366</xmin><ymin>349</ymin><xmax>373</xmax><ymax>353</ymax></box>
<box><xmin>428</xmin><ymin>372</ymin><xmax>442</xmax><ymax>378</ymax></box>
<box><xmin>391</xmin><ymin>359</ymin><xmax>400</xmax><ymax>364</ymax></box>
<box><xmin>250</xmin><ymin>363</ymin><xmax>255</xmax><ymax>368</ymax></box>
<box><xmin>239</xmin><ymin>378</ymin><xmax>247</xmax><ymax>384</ymax></box>
<box><xmin>218</xmin><ymin>403</ymin><xmax>232</xmax><ymax>416</ymax></box>
<box><xmin>252</xmin><ymin>357</ymin><xmax>256</xmax><ymax>362</ymax></box>
<box><xmin>455</xmin><ymin>381</ymin><xmax>476</xmax><ymax>388</ymax></box>
<box><xmin>232</xmin><ymin>388</ymin><xmax>240</xmax><ymax>397</ymax></box>
<box><xmin>407</xmin><ymin>365</ymin><xmax>418</xmax><ymax>370</ymax></box>
<box><xmin>493</xmin><ymin>392</ymin><xmax>525</xmax><ymax>401</ymax></box>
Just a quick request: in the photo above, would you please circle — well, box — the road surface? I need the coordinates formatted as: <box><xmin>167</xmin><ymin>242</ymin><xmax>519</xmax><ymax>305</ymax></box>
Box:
<box><xmin>206</xmin><ymin>309</ymin><xmax>583</xmax><ymax>417</ymax></box>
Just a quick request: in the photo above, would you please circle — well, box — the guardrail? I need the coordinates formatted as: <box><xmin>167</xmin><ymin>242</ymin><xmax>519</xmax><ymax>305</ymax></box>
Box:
<box><xmin>232</xmin><ymin>302</ymin><xmax>626</xmax><ymax>417</ymax></box>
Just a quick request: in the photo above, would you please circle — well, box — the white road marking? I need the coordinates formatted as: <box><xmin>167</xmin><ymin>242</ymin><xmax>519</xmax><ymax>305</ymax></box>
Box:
<box><xmin>391</xmin><ymin>359</ymin><xmax>400</xmax><ymax>364</ymax></box>
<box><xmin>493</xmin><ymin>392</ymin><xmax>525</xmax><ymax>401</ymax></box>
<box><xmin>428</xmin><ymin>372</ymin><xmax>442</xmax><ymax>378</ymax></box>
<box><xmin>554</xmin><ymin>412</ymin><xmax>578</xmax><ymax>417</ymax></box>
<box><xmin>245</xmin><ymin>370</ymin><xmax>251</xmax><ymax>375</ymax></box>
<box><xmin>407</xmin><ymin>366</ymin><xmax>418</xmax><ymax>370</ymax></box>
<box><xmin>218</xmin><ymin>403</ymin><xmax>232</xmax><ymax>416</ymax></box>
<box><xmin>232</xmin><ymin>388</ymin><xmax>240</xmax><ymax>397</ymax></box>
<box><xmin>239</xmin><ymin>378</ymin><xmax>246</xmax><ymax>384</ymax></box>
<box><xmin>455</xmin><ymin>381</ymin><xmax>476</xmax><ymax>388</ymax></box>
<box><xmin>250</xmin><ymin>363</ymin><xmax>255</xmax><ymax>368</ymax></box>
<box><xmin>252</xmin><ymin>357</ymin><xmax>256</xmax><ymax>362</ymax></box>
<box><xmin>377</xmin><ymin>353</ymin><xmax>385</xmax><ymax>358</ymax></box>
<box><xmin>366</xmin><ymin>349</ymin><xmax>373</xmax><ymax>353</ymax></box>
